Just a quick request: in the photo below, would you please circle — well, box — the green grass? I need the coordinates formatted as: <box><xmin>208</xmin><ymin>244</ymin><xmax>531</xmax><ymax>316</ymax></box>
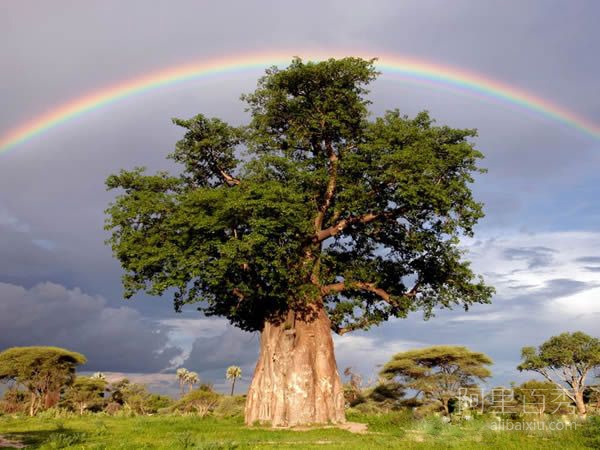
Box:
<box><xmin>0</xmin><ymin>412</ymin><xmax>595</xmax><ymax>449</ymax></box>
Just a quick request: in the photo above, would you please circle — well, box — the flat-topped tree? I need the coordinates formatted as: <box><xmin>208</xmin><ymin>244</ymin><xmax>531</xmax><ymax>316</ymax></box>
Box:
<box><xmin>0</xmin><ymin>346</ymin><xmax>86</xmax><ymax>416</ymax></box>
<box><xmin>380</xmin><ymin>346</ymin><xmax>493</xmax><ymax>415</ymax></box>
<box><xmin>105</xmin><ymin>57</ymin><xmax>493</xmax><ymax>426</ymax></box>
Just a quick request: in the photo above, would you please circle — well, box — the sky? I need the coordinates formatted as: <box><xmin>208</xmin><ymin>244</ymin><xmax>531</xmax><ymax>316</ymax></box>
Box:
<box><xmin>1</xmin><ymin>0</ymin><xmax>599</xmax><ymax>396</ymax></box>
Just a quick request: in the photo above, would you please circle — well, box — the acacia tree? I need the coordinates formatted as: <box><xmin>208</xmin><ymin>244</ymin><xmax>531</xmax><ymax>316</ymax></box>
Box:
<box><xmin>64</xmin><ymin>376</ymin><xmax>107</xmax><ymax>415</ymax></box>
<box><xmin>512</xmin><ymin>380</ymin><xmax>571</xmax><ymax>417</ymax></box>
<box><xmin>518</xmin><ymin>331</ymin><xmax>600</xmax><ymax>418</ymax></box>
<box><xmin>380</xmin><ymin>346</ymin><xmax>492</xmax><ymax>415</ymax></box>
<box><xmin>105</xmin><ymin>57</ymin><xmax>493</xmax><ymax>426</ymax></box>
<box><xmin>0</xmin><ymin>346</ymin><xmax>86</xmax><ymax>416</ymax></box>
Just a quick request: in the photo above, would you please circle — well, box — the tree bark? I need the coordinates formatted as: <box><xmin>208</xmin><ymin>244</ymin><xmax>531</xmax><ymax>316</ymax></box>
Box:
<box><xmin>245</xmin><ymin>306</ymin><xmax>346</xmax><ymax>427</ymax></box>
<box><xmin>231</xmin><ymin>378</ymin><xmax>236</xmax><ymax>396</ymax></box>
<box><xmin>29</xmin><ymin>392</ymin><xmax>36</xmax><ymax>417</ymax></box>
<box><xmin>574</xmin><ymin>391</ymin><xmax>587</xmax><ymax>418</ymax></box>
<box><xmin>442</xmin><ymin>399</ymin><xmax>449</xmax><ymax>416</ymax></box>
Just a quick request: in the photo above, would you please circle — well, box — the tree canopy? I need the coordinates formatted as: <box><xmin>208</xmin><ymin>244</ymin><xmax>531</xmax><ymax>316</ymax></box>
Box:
<box><xmin>0</xmin><ymin>346</ymin><xmax>86</xmax><ymax>416</ymax></box>
<box><xmin>518</xmin><ymin>331</ymin><xmax>600</xmax><ymax>417</ymax></box>
<box><xmin>380</xmin><ymin>345</ymin><xmax>492</xmax><ymax>414</ymax></box>
<box><xmin>105</xmin><ymin>57</ymin><xmax>493</xmax><ymax>335</ymax></box>
<box><xmin>63</xmin><ymin>376</ymin><xmax>107</xmax><ymax>415</ymax></box>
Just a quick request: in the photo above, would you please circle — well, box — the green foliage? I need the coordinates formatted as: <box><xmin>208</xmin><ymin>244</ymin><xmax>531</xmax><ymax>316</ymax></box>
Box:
<box><xmin>213</xmin><ymin>396</ymin><xmax>246</xmax><ymax>418</ymax></box>
<box><xmin>41</xmin><ymin>432</ymin><xmax>86</xmax><ymax>449</ymax></box>
<box><xmin>105</xmin><ymin>378</ymin><xmax>166</xmax><ymax>415</ymax></box>
<box><xmin>0</xmin><ymin>346</ymin><xmax>86</xmax><ymax>416</ymax></box>
<box><xmin>105</xmin><ymin>57</ymin><xmax>493</xmax><ymax>333</ymax></box>
<box><xmin>518</xmin><ymin>331</ymin><xmax>600</xmax><ymax>415</ymax></box>
<box><xmin>518</xmin><ymin>332</ymin><xmax>600</xmax><ymax>372</ymax></box>
<box><xmin>582</xmin><ymin>415</ymin><xmax>600</xmax><ymax>449</ymax></box>
<box><xmin>145</xmin><ymin>393</ymin><xmax>173</xmax><ymax>412</ymax></box>
<box><xmin>381</xmin><ymin>346</ymin><xmax>492</xmax><ymax>414</ymax></box>
<box><xmin>0</xmin><ymin>413</ymin><xmax>590</xmax><ymax>449</ymax></box>
<box><xmin>225</xmin><ymin>366</ymin><xmax>242</xmax><ymax>380</ymax></box>
<box><xmin>173</xmin><ymin>388</ymin><xmax>222</xmax><ymax>416</ymax></box>
<box><xmin>369</xmin><ymin>381</ymin><xmax>406</xmax><ymax>404</ymax></box>
<box><xmin>513</xmin><ymin>380</ymin><xmax>571</xmax><ymax>416</ymax></box>
<box><xmin>225</xmin><ymin>366</ymin><xmax>242</xmax><ymax>396</ymax></box>
<box><xmin>0</xmin><ymin>387</ymin><xmax>28</xmax><ymax>414</ymax></box>
<box><xmin>63</xmin><ymin>376</ymin><xmax>107</xmax><ymax>414</ymax></box>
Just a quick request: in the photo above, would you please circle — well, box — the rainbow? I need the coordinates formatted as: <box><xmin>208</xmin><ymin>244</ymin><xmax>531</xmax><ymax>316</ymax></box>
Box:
<box><xmin>1</xmin><ymin>50</ymin><xmax>599</xmax><ymax>153</ymax></box>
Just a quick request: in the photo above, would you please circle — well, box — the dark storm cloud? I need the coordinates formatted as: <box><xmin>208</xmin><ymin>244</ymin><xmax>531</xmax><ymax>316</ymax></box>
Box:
<box><xmin>179</xmin><ymin>326</ymin><xmax>258</xmax><ymax>392</ymax></box>
<box><xmin>1</xmin><ymin>1</ymin><xmax>599</xmax><ymax>381</ymax></box>
<box><xmin>183</xmin><ymin>327</ymin><xmax>258</xmax><ymax>374</ymax></box>
<box><xmin>0</xmin><ymin>281</ymin><xmax>182</xmax><ymax>372</ymax></box>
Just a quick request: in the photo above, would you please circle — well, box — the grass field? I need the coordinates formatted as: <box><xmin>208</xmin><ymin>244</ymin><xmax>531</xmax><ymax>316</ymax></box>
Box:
<box><xmin>1</xmin><ymin>412</ymin><xmax>598</xmax><ymax>449</ymax></box>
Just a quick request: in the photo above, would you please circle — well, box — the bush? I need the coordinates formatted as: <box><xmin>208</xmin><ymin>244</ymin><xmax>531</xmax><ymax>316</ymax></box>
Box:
<box><xmin>413</xmin><ymin>401</ymin><xmax>444</xmax><ymax>420</ymax></box>
<box><xmin>104</xmin><ymin>402</ymin><xmax>122</xmax><ymax>415</ymax></box>
<box><xmin>41</xmin><ymin>432</ymin><xmax>86</xmax><ymax>449</ymax></box>
<box><xmin>214</xmin><ymin>396</ymin><xmax>245</xmax><ymax>418</ymax></box>
<box><xmin>0</xmin><ymin>388</ymin><xmax>28</xmax><ymax>414</ymax></box>
<box><xmin>174</xmin><ymin>389</ymin><xmax>222</xmax><ymax>416</ymax></box>
<box><xmin>583</xmin><ymin>415</ymin><xmax>600</xmax><ymax>449</ymax></box>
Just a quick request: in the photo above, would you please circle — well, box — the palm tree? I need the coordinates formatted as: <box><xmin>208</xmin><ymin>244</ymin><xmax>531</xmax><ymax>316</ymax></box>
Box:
<box><xmin>176</xmin><ymin>368</ymin><xmax>189</xmax><ymax>396</ymax></box>
<box><xmin>226</xmin><ymin>366</ymin><xmax>242</xmax><ymax>396</ymax></box>
<box><xmin>185</xmin><ymin>371</ymin><xmax>199</xmax><ymax>392</ymax></box>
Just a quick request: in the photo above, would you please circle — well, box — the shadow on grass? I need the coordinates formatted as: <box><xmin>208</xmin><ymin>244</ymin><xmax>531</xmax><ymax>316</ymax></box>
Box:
<box><xmin>1</xmin><ymin>428</ymin><xmax>85</xmax><ymax>449</ymax></box>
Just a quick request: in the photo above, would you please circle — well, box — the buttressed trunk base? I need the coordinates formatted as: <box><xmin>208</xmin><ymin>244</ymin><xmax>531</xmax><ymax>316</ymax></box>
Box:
<box><xmin>245</xmin><ymin>307</ymin><xmax>346</xmax><ymax>427</ymax></box>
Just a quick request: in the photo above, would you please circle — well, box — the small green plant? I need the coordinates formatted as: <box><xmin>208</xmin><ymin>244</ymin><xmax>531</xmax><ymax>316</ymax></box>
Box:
<box><xmin>93</xmin><ymin>419</ymin><xmax>109</xmax><ymax>436</ymax></box>
<box><xmin>176</xmin><ymin>431</ymin><xmax>196</xmax><ymax>448</ymax></box>
<box><xmin>41</xmin><ymin>432</ymin><xmax>86</xmax><ymax>449</ymax></box>
<box><xmin>583</xmin><ymin>416</ymin><xmax>600</xmax><ymax>449</ymax></box>
<box><xmin>53</xmin><ymin>421</ymin><xmax>66</xmax><ymax>432</ymax></box>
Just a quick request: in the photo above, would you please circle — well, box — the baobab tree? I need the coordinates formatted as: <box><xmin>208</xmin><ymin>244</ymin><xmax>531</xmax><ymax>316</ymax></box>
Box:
<box><xmin>226</xmin><ymin>366</ymin><xmax>242</xmax><ymax>396</ymax></box>
<box><xmin>105</xmin><ymin>57</ymin><xmax>493</xmax><ymax>426</ymax></box>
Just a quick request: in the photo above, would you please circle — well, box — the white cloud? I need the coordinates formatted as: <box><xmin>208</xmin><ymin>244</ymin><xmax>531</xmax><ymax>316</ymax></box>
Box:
<box><xmin>334</xmin><ymin>334</ymin><xmax>428</xmax><ymax>382</ymax></box>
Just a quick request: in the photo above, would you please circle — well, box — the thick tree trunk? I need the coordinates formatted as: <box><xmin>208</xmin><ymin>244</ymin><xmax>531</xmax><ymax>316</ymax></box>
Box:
<box><xmin>245</xmin><ymin>306</ymin><xmax>346</xmax><ymax>427</ymax></box>
<box><xmin>574</xmin><ymin>391</ymin><xmax>587</xmax><ymax>418</ymax></box>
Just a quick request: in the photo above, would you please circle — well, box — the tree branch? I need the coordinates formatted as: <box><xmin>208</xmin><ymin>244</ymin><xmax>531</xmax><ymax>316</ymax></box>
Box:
<box><xmin>315</xmin><ymin>212</ymin><xmax>378</xmax><ymax>242</ymax></box>
<box><xmin>322</xmin><ymin>280</ymin><xmax>419</xmax><ymax>302</ymax></box>
<box><xmin>314</xmin><ymin>207</ymin><xmax>405</xmax><ymax>242</ymax></box>
<box><xmin>217</xmin><ymin>168</ymin><xmax>240</xmax><ymax>186</ymax></box>
<box><xmin>314</xmin><ymin>142</ymin><xmax>338</xmax><ymax>232</ymax></box>
<box><xmin>334</xmin><ymin>315</ymin><xmax>382</xmax><ymax>335</ymax></box>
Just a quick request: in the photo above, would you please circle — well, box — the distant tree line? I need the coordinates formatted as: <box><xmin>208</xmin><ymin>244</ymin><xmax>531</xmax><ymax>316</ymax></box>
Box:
<box><xmin>0</xmin><ymin>331</ymin><xmax>598</xmax><ymax>420</ymax></box>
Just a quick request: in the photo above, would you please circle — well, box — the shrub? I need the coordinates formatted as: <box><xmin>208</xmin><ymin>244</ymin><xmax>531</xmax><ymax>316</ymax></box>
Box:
<box><xmin>174</xmin><ymin>389</ymin><xmax>222</xmax><ymax>416</ymax></box>
<box><xmin>0</xmin><ymin>387</ymin><xmax>28</xmax><ymax>414</ymax></box>
<box><xmin>413</xmin><ymin>401</ymin><xmax>444</xmax><ymax>420</ymax></box>
<box><xmin>41</xmin><ymin>432</ymin><xmax>86</xmax><ymax>449</ymax></box>
<box><xmin>214</xmin><ymin>396</ymin><xmax>245</xmax><ymax>418</ymax></box>
<box><xmin>583</xmin><ymin>415</ymin><xmax>600</xmax><ymax>449</ymax></box>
